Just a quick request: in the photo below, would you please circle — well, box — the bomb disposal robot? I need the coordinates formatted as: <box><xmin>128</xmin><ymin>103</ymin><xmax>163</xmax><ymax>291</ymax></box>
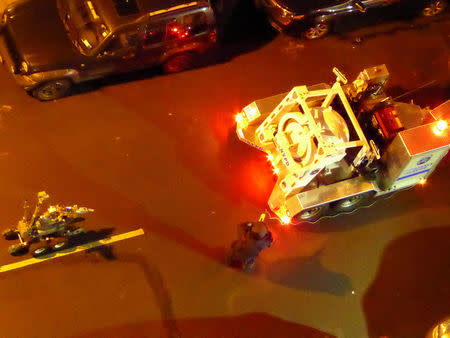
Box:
<box><xmin>236</xmin><ymin>65</ymin><xmax>449</xmax><ymax>223</ymax></box>
<box><xmin>2</xmin><ymin>191</ymin><xmax>94</xmax><ymax>257</ymax></box>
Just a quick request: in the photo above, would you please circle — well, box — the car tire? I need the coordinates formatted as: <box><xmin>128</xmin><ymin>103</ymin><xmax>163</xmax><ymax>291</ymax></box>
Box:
<box><xmin>422</xmin><ymin>0</ymin><xmax>447</xmax><ymax>16</ymax></box>
<box><xmin>8</xmin><ymin>243</ymin><xmax>29</xmax><ymax>256</ymax></box>
<box><xmin>303</xmin><ymin>22</ymin><xmax>330</xmax><ymax>40</ymax></box>
<box><xmin>163</xmin><ymin>52</ymin><xmax>197</xmax><ymax>73</ymax></box>
<box><xmin>2</xmin><ymin>228</ymin><xmax>18</xmax><ymax>240</ymax></box>
<box><xmin>32</xmin><ymin>79</ymin><xmax>72</xmax><ymax>101</ymax></box>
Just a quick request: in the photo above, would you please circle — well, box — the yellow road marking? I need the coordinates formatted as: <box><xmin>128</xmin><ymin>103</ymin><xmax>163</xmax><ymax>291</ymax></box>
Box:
<box><xmin>0</xmin><ymin>228</ymin><xmax>145</xmax><ymax>273</ymax></box>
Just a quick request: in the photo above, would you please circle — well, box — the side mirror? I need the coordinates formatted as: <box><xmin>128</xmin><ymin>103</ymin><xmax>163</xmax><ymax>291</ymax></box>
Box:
<box><xmin>354</xmin><ymin>0</ymin><xmax>366</xmax><ymax>12</ymax></box>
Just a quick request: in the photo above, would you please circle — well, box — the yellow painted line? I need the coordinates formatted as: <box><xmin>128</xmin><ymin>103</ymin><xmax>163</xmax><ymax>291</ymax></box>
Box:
<box><xmin>0</xmin><ymin>228</ymin><xmax>145</xmax><ymax>273</ymax></box>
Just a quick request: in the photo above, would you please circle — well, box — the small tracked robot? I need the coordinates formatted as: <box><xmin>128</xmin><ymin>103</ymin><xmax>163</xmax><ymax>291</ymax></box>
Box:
<box><xmin>2</xmin><ymin>192</ymin><xmax>94</xmax><ymax>257</ymax></box>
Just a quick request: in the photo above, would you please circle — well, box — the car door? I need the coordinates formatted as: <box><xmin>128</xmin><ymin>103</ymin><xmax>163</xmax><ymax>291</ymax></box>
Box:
<box><xmin>324</xmin><ymin>0</ymin><xmax>399</xmax><ymax>32</ymax></box>
<box><xmin>131</xmin><ymin>19</ymin><xmax>167</xmax><ymax>69</ymax></box>
<box><xmin>179</xmin><ymin>10</ymin><xmax>215</xmax><ymax>48</ymax></box>
<box><xmin>361</xmin><ymin>0</ymin><xmax>403</xmax><ymax>21</ymax></box>
<box><xmin>80</xmin><ymin>26</ymin><xmax>143</xmax><ymax>80</ymax></box>
<box><xmin>160</xmin><ymin>10</ymin><xmax>214</xmax><ymax>58</ymax></box>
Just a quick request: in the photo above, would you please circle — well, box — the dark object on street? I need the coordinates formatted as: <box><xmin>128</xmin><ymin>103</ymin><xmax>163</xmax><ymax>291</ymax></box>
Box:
<box><xmin>226</xmin><ymin>217</ymin><xmax>273</xmax><ymax>272</ymax></box>
<box><xmin>255</xmin><ymin>0</ymin><xmax>447</xmax><ymax>39</ymax></box>
<box><xmin>353</xmin><ymin>36</ymin><xmax>363</xmax><ymax>45</ymax></box>
<box><xmin>2</xmin><ymin>191</ymin><xmax>94</xmax><ymax>257</ymax></box>
<box><xmin>0</xmin><ymin>0</ymin><xmax>217</xmax><ymax>100</ymax></box>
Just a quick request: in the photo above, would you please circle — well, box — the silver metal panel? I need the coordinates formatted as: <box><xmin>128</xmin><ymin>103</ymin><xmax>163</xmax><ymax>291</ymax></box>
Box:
<box><xmin>400</xmin><ymin>123</ymin><xmax>450</xmax><ymax>156</ymax></box>
<box><xmin>363</xmin><ymin>64</ymin><xmax>389</xmax><ymax>85</ymax></box>
<box><xmin>255</xmin><ymin>93</ymin><xmax>288</xmax><ymax>115</ymax></box>
<box><xmin>254</xmin><ymin>83</ymin><xmax>331</xmax><ymax>115</ymax></box>
<box><xmin>396</xmin><ymin>148</ymin><xmax>448</xmax><ymax>180</ymax></box>
<box><xmin>285</xmin><ymin>176</ymin><xmax>377</xmax><ymax>215</ymax></box>
<box><xmin>380</xmin><ymin>123</ymin><xmax>450</xmax><ymax>189</ymax></box>
<box><xmin>380</xmin><ymin>134</ymin><xmax>412</xmax><ymax>189</ymax></box>
<box><xmin>430</xmin><ymin>100</ymin><xmax>450</xmax><ymax>120</ymax></box>
<box><xmin>240</xmin><ymin>83</ymin><xmax>333</xmax><ymax>150</ymax></box>
<box><xmin>394</xmin><ymin>102</ymin><xmax>427</xmax><ymax>130</ymax></box>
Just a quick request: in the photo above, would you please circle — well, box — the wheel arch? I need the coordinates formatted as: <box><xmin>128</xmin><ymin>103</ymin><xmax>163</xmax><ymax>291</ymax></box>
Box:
<box><xmin>28</xmin><ymin>68</ymin><xmax>81</xmax><ymax>89</ymax></box>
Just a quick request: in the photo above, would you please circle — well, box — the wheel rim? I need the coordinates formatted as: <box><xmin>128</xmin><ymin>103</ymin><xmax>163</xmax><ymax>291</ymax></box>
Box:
<box><xmin>339</xmin><ymin>195</ymin><xmax>363</xmax><ymax>209</ymax></box>
<box><xmin>34</xmin><ymin>247</ymin><xmax>48</xmax><ymax>256</ymax></box>
<box><xmin>423</xmin><ymin>0</ymin><xmax>446</xmax><ymax>16</ymax></box>
<box><xmin>300</xmin><ymin>207</ymin><xmax>321</xmax><ymax>220</ymax></box>
<box><xmin>39</xmin><ymin>81</ymin><xmax>67</xmax><ymax>100</ymax></box>
<box><xmin>53</xmin><ymin>241</ymin><xmax>67</xmax><ymax>250</ymax></box>
<box><xmin>305</xmin><ymin>24</ymin><xmax>329</xmax><ymax>39</ymax></box>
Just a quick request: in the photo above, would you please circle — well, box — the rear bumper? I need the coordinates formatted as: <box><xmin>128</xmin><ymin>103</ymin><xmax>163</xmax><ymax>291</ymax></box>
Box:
<box><xmin>255</xmin><ymin>0</ymin><xmax>288</xmax><ymax>32</ymax></box>
<box><xmin>268</xmin><ymin>17</ymin><xmax>285</xmax><ymax>32</ymax></box>
<box><xmin>255</xmin><ymin>0</ymin><xmax>310</xmax><ymax>34</ymax></box>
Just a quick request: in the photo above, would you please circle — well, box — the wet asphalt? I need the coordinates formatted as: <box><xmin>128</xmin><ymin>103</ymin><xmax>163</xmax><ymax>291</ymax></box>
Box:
<box><xmin>0</xmin><ymin>5</ymin><xmax>449</xmax><ymax>338</ymax></box>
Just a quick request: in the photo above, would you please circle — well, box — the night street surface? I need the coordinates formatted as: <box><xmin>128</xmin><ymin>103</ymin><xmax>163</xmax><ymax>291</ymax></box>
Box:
<box><xmin>0</xmin><ymin>8</ymin><xmax>449</xmax><ymax>338</ymax></box>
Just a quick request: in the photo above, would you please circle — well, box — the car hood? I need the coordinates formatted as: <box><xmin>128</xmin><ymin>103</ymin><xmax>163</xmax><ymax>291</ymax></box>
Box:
<box><xmin>276</xmin><ymin>0</ymin><xmax>345</xmax><ymax>14</ymax></box>
<box><xmin>4</xmin><ymin>0</ymin><xmax>85</xmax><ymax>72</ymax></box>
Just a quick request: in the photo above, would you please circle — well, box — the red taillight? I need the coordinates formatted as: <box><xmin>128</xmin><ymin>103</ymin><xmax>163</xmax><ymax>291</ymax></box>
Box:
<box><xmin>168</xmin><ymin>25</ymin><xmax>189</xmax><ymax>39</ymax></box>
<box><xmin>209</xmin><ymin>30</ymin><xmax>217</xmax><ymax>42</ymax></box>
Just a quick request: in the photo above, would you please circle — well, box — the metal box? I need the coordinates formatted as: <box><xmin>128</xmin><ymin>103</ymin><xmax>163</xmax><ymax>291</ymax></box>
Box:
<box><xmin>380</xmin><ymin>122</ymin><xmax>450</xmax><ymax>189</ymax></box>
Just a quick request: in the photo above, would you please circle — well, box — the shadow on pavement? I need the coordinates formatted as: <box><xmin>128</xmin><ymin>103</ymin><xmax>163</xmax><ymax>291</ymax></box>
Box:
<box><xmin>71</xmin><ymin>312</ymin><xmax>336</xmax><ymax>338</ymax></box>
<box><xmin>363</xmin><ymin>226</ymin><xmax>450</xmax><ymax>338</ymax></box>
<box><xmin>261</xmin><ymin>250</ymin><xmax>352</xmax><ymax>296</ymax></box>
<box><xmin>32</xmin><ymin>227</ymin><xmax>116</xmax><ymax>260</ymax></box>
<box><xmin>60</xmin><ymin>249</ymin><xmax>180</xmax><ymax>338</ymax></box>
<box><xmin>119</xmin><ymin>253</ymin><xmax>180</xmax><ymax>338</ymax></box>
<box><xmin>74</xmin><ymin>227</ymin><xmax>115</xmax><ymax>245</ymax></box>
<box><xmin>86</xmin><ymin>244</ymin><xmax>116</xmax><ymax>260</ymax></box>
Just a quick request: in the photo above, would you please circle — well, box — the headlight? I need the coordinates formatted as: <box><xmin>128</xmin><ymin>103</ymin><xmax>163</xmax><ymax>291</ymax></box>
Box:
<box><xmin>19</xmin><ymin>61</ymin><xmax>29</xmax><ymax>74</ymax></box>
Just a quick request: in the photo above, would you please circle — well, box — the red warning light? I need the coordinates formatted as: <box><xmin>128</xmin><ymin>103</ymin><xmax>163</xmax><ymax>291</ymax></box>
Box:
<box><xmin>168</xmin><ymin>25</ymin><xmax>190</xmax><ymax>39</ymax></box>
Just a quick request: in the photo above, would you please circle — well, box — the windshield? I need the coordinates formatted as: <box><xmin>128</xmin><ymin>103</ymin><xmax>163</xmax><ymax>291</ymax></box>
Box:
<box><xmin>57</xmin><ymin>0</ymin><xmax>110</xmax><ymax>55</ymax></box>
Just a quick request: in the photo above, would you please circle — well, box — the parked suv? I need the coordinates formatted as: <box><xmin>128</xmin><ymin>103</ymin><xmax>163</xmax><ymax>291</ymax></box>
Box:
<box><xmin>0</xmin><ymin>0</ymin><xmax>217</xmax><ymax>100</ymax></box>
<box><xmin>256</xmin><ymin>0</ymin><xmax>447</xmax><ymax>39</ymax></box>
